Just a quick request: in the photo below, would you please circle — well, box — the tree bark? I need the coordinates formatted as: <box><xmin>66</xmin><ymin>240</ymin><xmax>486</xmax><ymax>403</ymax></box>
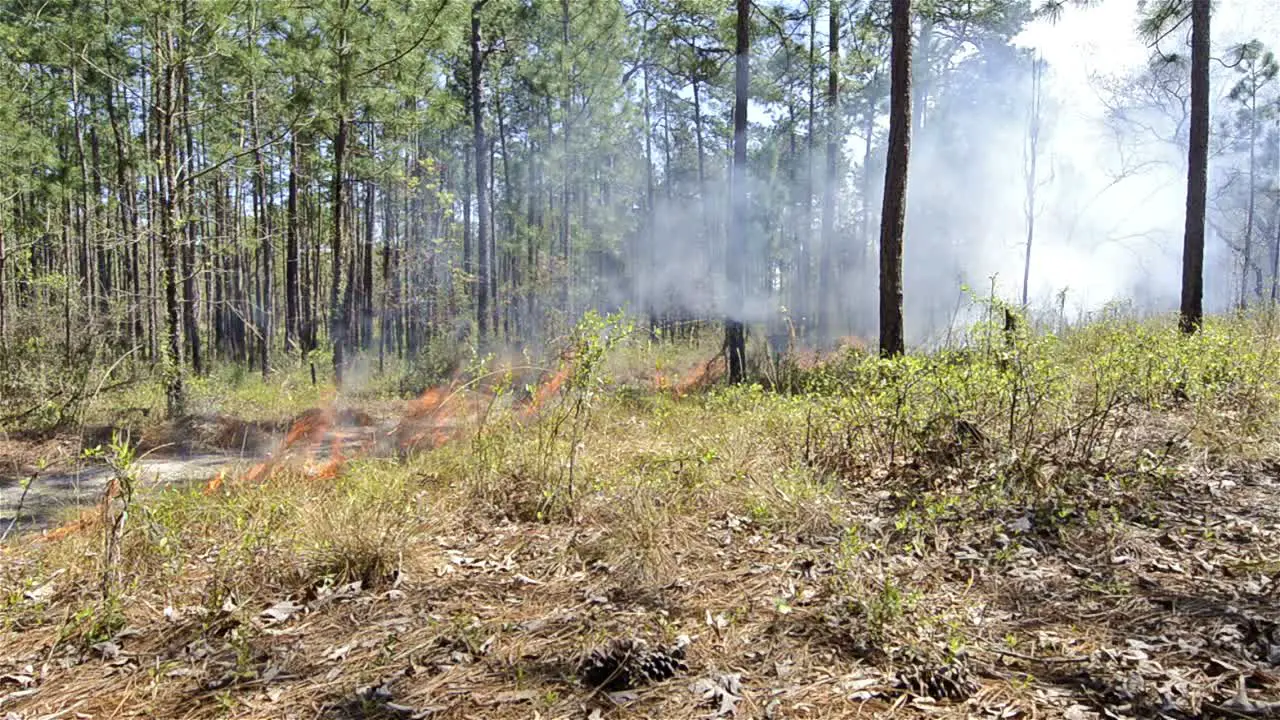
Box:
<box><xmin>878</xmin><ymin>0</ymin><xmax>912</xmax><ymax>357</ymax></box>
<box><xmin>725</xmin><ymin>0</ymin><xmax>750</xmax><ymax>383</ymax></box>
<box><xmin>472</xmin><ymin>3</ymin><xmax>491</xmax><ymax>341</ymax></box>
<box><xmin>1272</xmin><ymin>113</ymin><xmax>1280</xmax><ymax>303</ymax></box>
<box><xmin>180</xmin><ymin>25</ymin><xmax>202</xmax><ymax>377</ymax></box>
<box><xmin>1241</xmin><ymin>87</ymin><xmax>1257</xmax><ymax>310</ymax></box>
<box><xmin>249</xmin><ymin>74</ymin><xmax>272</xmax><ymax>375</ymax></box>
<box><xmin>286</xmin><ymin>130</ymin><xmax>301</xmax><ymax>353</ymax></box>
<box><xmin>560</xmin><ymin>0</ymin><xmax>572</xmax><ymax>319</ymax></box>
<box><xmin>359</xmin><ymin>132</ymin><xmax>374</xmax><ymax>349</ymax></box>
<box><xmin>1021</xmin><ymin>55</ymin><xmax>1042</xmax><ymax>308</ymax></box>
<box><xmin>0</xmin><ymin>220</ymin><xmax>6</xmax><ymax>342</ymax></box>
<box><xmin>803</xmin><ymin>2</ymin><xmax>816</xmax><ymax>337</ymax></box>
<box><xmin>819</xmin><ymin>0</ymin><xmax>839</xmax><ymax>345</ymax></box>
<box><xmin>1180</xmin><ymin>0</ymin><xmax>1209</xmax><ymax>335</ymax></box>
<box><xmin>158</xmin><ymin>32</ymin><xmax>186</xmax><ymax>415</ymax></box>
<box><xmin>642</xmin><ymin>57</ymin><xmax>656</xmax><ymax>336</ymax></box>
<box><xmin>331</xmin><ymin>0</ymin><xmax>352</xmax><ymax>384</ymax></box>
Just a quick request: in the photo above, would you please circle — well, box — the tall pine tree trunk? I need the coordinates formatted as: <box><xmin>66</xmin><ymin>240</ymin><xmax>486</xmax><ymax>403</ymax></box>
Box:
<box><xmin>1241</xmin><ymin>91</ymin><xmax>1257</xmax><ymax>310</ymax></box>
<box><xmin>249</xmin><ymin>77</ymin><xmax>272</xmax><ymax>375</ymax></box>
<box><xmin>286</xmin><ymin>130</ymin><xmax>301</xmax><ymax>353</ymax></box>
<box><xmin>472</xmin><ymin>3</ymin><xmax>491</xmax><ymax>341</ymax></box>
<box><xmin>158</xmin><ymin>31</ymin><xmax>186</xmax><ymax>415</ymax></box>
<box><xmin>0</xmin><ymin>220</ymin><xmax>6</xmax><ymax>341</ymax></box>
<box><xmin>878</xmin><ymin>0</ymin><xmax>912</xmax><ymax>357</ymax></box>
<box><xmin>1271</xmin><ymin>112</ymin><xmax>1280</xmax><ymax>303</ymax></box>
<box><xmin>362</xmin><ymin>177</ymin><xmax>374</xmax><ymax>350</ymax></box>
<box><xmin>725</xmin><ymin>0</ymin><xmax>749</xmax><ymax>383</ymax></box>
<box><xmin>180</xmin><ymin>31</ymin><xmax>202</xmax><ymax>376</ymax></box>
<box><xmin>559</xmin><ymin>0</ymin><xmax>572</xmax><ymax>320</ymax></box>
<box><xmin>642</xmin><ymin>59</ymin><xmax>656</xmax><ymax>336</ymax></box>
<box><xmin>818</xmin><ymin>0</ymin><xmax>839</xmax><ymax>345</ymax></box>
<box><xmin>1180</xmin><ymin>0</ymin><xmax>1209</xmax><ymax>335</ymax></box>
<box><xmin>331</xmin><ymin>0</ymin><xmax>351</xmax><ymax>384</ymax></box>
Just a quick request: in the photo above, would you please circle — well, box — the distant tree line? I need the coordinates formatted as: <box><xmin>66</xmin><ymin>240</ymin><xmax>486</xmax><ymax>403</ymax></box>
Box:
<box><xmin>0</xmin><ymin>0</ymin><xmax>1248</xmax><ymax>412</ymax></box>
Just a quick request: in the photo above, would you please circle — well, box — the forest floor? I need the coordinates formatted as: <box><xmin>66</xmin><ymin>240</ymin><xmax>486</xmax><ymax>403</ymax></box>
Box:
<box><xmin>4</xmin><ymin>315</ymin><xmax>1280</xmax><ymax>719</ymax></box>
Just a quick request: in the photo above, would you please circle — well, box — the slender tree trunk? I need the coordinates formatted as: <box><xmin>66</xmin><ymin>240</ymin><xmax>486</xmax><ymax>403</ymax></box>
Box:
<box><xmin>693</xmin><ymin>79</ymin><xmax>708</xmax><ymax>249</ymax></box>
<box><xmin>71</xmin><ymin>71</ymin><xmax>94</xmax><ymax>330</ymax></box>
<box><xmin>643</xmin><ymin>59</ymin><xmax>657</xmax><ymax>336</ymax></box>
<box><xmin>463</xmin><ymin>145</ymin><xmax>472</xmax><ymax>301</ymax></box>
<box><xmin>1241</xmin><ymin>92</ymin><xmax>1257</xmax><ymax>310</ymax></box>
<box><xmin>803</xmin><ymin>3</ymin><xmax>816</xmax><ymax>336</ymax></box>
<box><xmin>472</xmin><ymin>4</ymin><xmax>491</xmax><ymax>341</ymax></box>
<box><xmin>301</xmin><ymin>158</ymin><xmax>316</xmax><ymax>354</ymax></box>
<box><xmin>89</xmin><ymin>127</ymin><xmax>110</xmax><ymax>321</ymax></box>
<box><xmin>1271</xmin><ymin>113</ymin><xmax>1280</xmax><ymax>303</ymax></box>
<box><xmin>878</xmin><ymin>0</ymin><xmax>912</xmax><ymax>357</ymax></box>
<box><xmin>496</xmin><ymin>84</ymin><xmax>515</xmax><ymax>338</ymax></box>
<box><xmin>819</xmin><ymin>0</ymin><xmax>839</xmax><ymax>345</ymax></box>
<box><xmin>912</xmin><ymin>17</ymin><xmax>932</xmax><ymax>135</ymax></box>
<box><xmin>1180</xmin><ymin>0</ymin><xmax>1209</xmax><ymax>335</ymax></box>
<box><xmin>180</xmin><ymin>26</ymin><xmax>202</xmax><ymax>376</ymax></box>
<box><xmin>860</xmin><ymin>107</ymin><xmax>875</xmax><ymax>271</ymax></box>
<box><xmin>286</xmin><ymin>130</ymin><xmax>301</xmax><ymax>352</ymax></box>
<box><xmin>1021</xmin><ymin>55</ymin><xmax>1042</xmax><ymax>308</ymax></box>
<box><xmin>0</xmin><ymin>220</ymin><xmax>6</xmax><ymax>342</ymax></box>
<box><xmin>560</xmin><ymin>0</ymin><xmax>572</xmax><ymax>319</ymax></box>
<box><xmin>106</xmin><ymin>82</ymin><xmax>142</xmax><ymax>351</ymax></box>
<box><xmin>331</xmin><ymin>0</ymin><xmax>352</xmax><ymax>383</ymax></box>
<box><xmin>63</xmin><ymin>191</ymin><xmax>72</xmax><ymax>361</ymax></box>
<box><xmin>158</xmin><ymin>31</ymin><xmax>186</xmax><ymax>415</ymax></box>
<box><xmin>249</xmin><ymin>78</ymin><xmax>272</xmax><ymax>375</ymax></box>
<box><xmin>725</xmin><ymin>0</ymin><xmax>750</xmax><ymax>383</ymax></box>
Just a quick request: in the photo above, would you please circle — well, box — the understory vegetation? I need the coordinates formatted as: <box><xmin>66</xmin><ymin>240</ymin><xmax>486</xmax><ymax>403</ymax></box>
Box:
<box><xmin>4</xmin><ymin>309</ymin><xmax>1280</xmax><ymax>718</ymax></box>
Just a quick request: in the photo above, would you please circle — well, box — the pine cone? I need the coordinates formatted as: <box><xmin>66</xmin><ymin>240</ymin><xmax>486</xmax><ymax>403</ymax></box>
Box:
<box><xmin>580</xmin><ymin>636</ymin><xmax>690</xmax><ymax>690</ymax></box>
<box><xmin>895</xmin><ymin>657</ymin><xmax>978</xmax><ymax>701</ymax></box>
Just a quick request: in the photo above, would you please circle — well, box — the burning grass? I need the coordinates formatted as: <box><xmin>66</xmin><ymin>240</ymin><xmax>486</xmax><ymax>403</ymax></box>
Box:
<box><xmin>5</xmin><ymin>313</ymin><xmax>1280</xmax><ymax>718</ymax></box>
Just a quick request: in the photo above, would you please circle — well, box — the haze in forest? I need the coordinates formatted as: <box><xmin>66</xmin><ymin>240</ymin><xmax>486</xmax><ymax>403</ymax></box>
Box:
<box><xmin>629</xmin><ymin>0</ymin><xmax>1280</xmax><ymax>346</ymax></box>
<box><xmin>2</xmin><ymin>0</ymin><xmax>1279</xmax><ymax>400</ymax></box>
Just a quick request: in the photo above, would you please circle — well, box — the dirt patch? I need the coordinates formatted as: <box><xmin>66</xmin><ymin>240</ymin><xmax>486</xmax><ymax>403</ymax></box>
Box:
<box><xmin>1</xmin><ymin>452</ymin><xmax>254</xmax><ymax>533</ymax></box>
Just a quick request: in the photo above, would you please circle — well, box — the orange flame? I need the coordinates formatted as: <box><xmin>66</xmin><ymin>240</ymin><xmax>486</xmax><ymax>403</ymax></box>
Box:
<box><xmin>309</xmin><ymin>456</ymin><xmax>344</xmax><ymax>481</ymax></box>
<box><xmin>284</xmin><ymin>408</ymin><xmax>333</xmax><ymax>449</ymax></box>
<box><xmin>406</xmin><ymin>386</ymin><xmax>449</xmax><ymax>419</ymax></box>
<box><xmin>202</xmin><ymin>471</ymin><xmax>226</xmax><ymax>495</ymax></box>
<box><xmin>521</xmin><ymin>364</ymin><xmax>572</xmax><ymax>418</ymax></box>
<box><xmin>665</xmin><ymin>356</ymin><xmax>723</xmax><ymax>397</ymax></box>
<box><xmin>244</xmin><ymin>460</ymin><xmax>274</xmax><ymax>484</ymax></box>
<box><xmin>42</xmin><ymin>509</ymin><xmax>97</xmax><ymax>542</ymax></box>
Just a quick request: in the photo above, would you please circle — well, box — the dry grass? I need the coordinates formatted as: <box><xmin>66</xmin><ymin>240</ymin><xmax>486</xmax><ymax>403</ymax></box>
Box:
<box><xmin>5</xmin><ymin>314</ymin><xmax>1280</xmax><ymax>719</ymax></box>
